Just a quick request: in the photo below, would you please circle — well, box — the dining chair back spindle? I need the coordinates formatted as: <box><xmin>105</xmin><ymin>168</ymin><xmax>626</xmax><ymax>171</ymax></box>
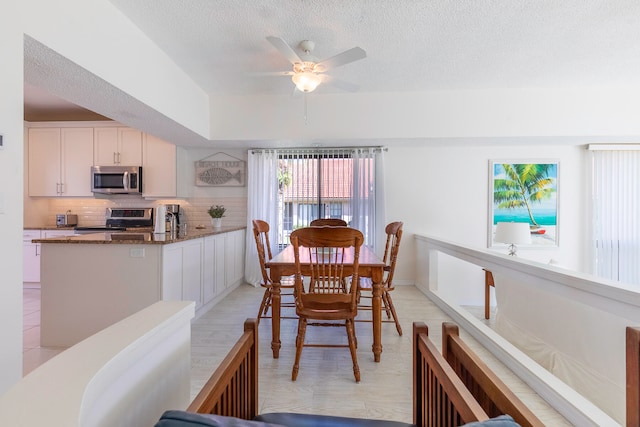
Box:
<box><xmin>290</xmin><ymin>226</ymin><xmax>364</xmax><ymax>382</ymax></box>
<box><xmin>252</xmin><ymin>220</ymin><xmax>295</xmax><ymax>324</ymax></box>
<box><xmin>309</xmin><ymin>218</ymin><xmax>348</xmax><ymax>227</ymax></box>
<box><xmin>358</xmin><ymin>221</ymin><xmax>404</xmax><ymax>335</ymax></box>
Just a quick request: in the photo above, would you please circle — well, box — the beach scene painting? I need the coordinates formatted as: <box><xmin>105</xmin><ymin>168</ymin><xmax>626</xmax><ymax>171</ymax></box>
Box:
<box><xmin>489</xmin><ymin>161</ymin><xmax>558</xmax><ymax>248</ymax></box>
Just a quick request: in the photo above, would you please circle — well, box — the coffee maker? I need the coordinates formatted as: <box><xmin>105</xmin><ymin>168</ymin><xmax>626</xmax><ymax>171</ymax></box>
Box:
<box><xmin>165</xmin><ymin>204</ymin><xmax>180</xmax><ymax>233</ymax></box>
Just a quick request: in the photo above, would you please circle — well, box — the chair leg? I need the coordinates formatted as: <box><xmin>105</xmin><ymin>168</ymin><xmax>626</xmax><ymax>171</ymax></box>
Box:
<box><xmin>345</xmin><ymin>318</ymin><xmax>360</xmax><ymax>382</ymax></box>
<box><xmin>385</xmin><ymin>292</ymin><xmax>403</xmax><ymax>336</ymax></box>
<box><xmin>382</xmin><ymin>292</ymin><xmax>392</xmax><ymax>319</ymax></box>
<box><xmin>256</xmin><ymin>288</ymin><xmax>271</xmax><ymax>324</ymax></box>
<box><xmin>292</xmin><ymin>318</ymin><xmax>307</xmax><ymax>381</ymax></box>
<box><xmin>263</xmin><ymin>291</ymin><xmax>272</xmax><ymax>315</ymax></box>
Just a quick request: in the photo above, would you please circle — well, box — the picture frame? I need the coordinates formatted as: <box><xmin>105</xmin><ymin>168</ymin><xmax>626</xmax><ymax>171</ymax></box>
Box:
<box><xmin>488</xmin><ymin>160</ymin><xmax>559</xmax><ymax>249</ymax></box>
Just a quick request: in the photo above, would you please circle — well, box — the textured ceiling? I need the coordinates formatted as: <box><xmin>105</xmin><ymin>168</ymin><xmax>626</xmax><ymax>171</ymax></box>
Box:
<box><xmin>24</xmin><ymin>1</ymin><xmax>640</xmax><ymax>127</ymax></box>
<box><xmin>106</xmin><ymin>0</ymin><xmax>640</xmax><ymax>94</ymax></box>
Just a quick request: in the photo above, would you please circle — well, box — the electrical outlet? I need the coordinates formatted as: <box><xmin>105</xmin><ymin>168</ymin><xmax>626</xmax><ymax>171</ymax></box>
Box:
<box><xmin>130</xmin><ymin>248</ymin><xmax>145</xmax><ymax>258</ymax></box>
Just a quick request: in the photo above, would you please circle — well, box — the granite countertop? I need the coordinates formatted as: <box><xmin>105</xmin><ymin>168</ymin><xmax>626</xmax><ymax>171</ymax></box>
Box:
<box><xmin>32</xmin><ymin>226</ymin><xmax>246</xmax><ymax>245</ymax></box>
<box><xmin>24</xmin><ymin>226</ymin><xmax>77</xmax><ymax>231</ymax></box>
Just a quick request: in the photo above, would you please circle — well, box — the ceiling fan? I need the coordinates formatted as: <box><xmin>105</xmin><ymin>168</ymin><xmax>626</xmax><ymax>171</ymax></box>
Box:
<box><xmin>257</xmin><ymin>36</ymin><xmax>367</xmax><ymax>93</ymax></box>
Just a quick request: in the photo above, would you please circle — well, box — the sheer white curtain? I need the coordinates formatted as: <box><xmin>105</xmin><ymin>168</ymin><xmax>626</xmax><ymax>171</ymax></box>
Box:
<box><xmin>245</xmin><ymin>149</ymin><xmax>280</xmax><ymax>287</ymax></box>
<box><xmin>246</xmin><ymin>147</ymin><xmax>387</xmax><ymax>284</ymax></box>
<box><xmin>350</xmin><ymin>148</ymin><xmax>386</xmax><ymax>253</ymax></box>
<box><xmin>590</xmin><ymin>145</ymin><xmax>640</xmax><ymax>284</ymax></box>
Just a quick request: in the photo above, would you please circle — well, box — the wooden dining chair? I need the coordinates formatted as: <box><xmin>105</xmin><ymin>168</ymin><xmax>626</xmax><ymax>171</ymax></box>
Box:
<box><xmin>252</xmin><ymin>220</ymin><xmax>295</xmax><ymax>324</ymax></box>
<box><xmin>289</xmin><ymin>226</ymin><xmax>364</xmax><ymax>382</ymax></box>
<box><xmin>357</xmin><ymin>221</ymin><xmax>403</xmax><ymax>335</ymax></box>
<box><xmin>309</xmin><ymin>218</ymin><xmax>348</xmax><ymax>227</ymax></box>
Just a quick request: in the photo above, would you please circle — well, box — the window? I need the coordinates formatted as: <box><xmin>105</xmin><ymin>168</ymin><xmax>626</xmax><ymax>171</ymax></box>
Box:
<box><xmin>590</xmin><ymin>145</ymin><xmax>640</xmax><ymax>284</ymax></box>
<box><xmin>275</xmin><ymin>148</ymin><xmax>373</xmax><ymax>247</ymax></box>
<box><xmin>282</xmin><ymin>202</ymin><xmax>293</xmax><ymax>237</ymax></box>
<box><xmin>329</xmin><ymin>202</ymin><xmax>343</xmax><ymax>218</ymax></box>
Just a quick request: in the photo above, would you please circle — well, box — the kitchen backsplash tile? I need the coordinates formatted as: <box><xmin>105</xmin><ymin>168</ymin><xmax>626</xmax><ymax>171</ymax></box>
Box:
<box><xmin>45</xmin><ymin>197</ymin><xmax>247</xmax><ymax>228</ymax></box>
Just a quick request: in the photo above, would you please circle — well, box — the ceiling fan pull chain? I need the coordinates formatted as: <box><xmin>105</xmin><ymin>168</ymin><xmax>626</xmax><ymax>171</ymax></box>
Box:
<box><xmin>304</xmin><ymin>93</ymin><xmax>308</xmax><ymax>125</ymax></box>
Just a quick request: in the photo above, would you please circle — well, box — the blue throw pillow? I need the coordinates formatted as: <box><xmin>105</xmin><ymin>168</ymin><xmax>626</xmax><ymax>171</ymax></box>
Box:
<box><xmin>460</xmin><ymin>415</ymin><xmax>522</xmax><ymax>427</ymax></box>
<box><xmin>155</xmin><ymin>410</ymin><xmax>287</xmax><ymax>427</ymax></box>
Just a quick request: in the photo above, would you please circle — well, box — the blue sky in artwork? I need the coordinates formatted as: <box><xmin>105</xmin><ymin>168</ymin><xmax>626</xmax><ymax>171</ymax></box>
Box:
<box><xmin>493</xmin><ymin>163</ymin><xmax>557</xmax><ymax>225</ymax></box>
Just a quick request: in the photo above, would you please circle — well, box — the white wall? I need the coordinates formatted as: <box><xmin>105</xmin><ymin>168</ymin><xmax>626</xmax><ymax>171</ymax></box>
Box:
<box><xmin>22</xmin><ymin>0</ymin><xmax>210</xmax><ymax>139</ymax></box>
<box><xmin>4</xmin><ymin>0</ymin><xmax>209</xmax><ymax>394</ymax></box>
<box><xmin>176</xmin><ymin>148</ymin><xmax>248</xmax><ymax>200</ymax></box>
<box><xmin>209</xmin><ymin>88</ymin><xmax>640</xmax><ymax>142</ymax></box>
<box><xmin>2</xmin><ymin>0</ymin><xmax>629</xmax><ymax>397</ymax></box>
<box><xmin>383</xmin><ymin>143</ymin><xmax>588</xmax><ymax>305</ymax></box>
<box><xmin>0</xmin><ymin>7</ymin><xmax>26</xmax><ymax>393</ymax></box>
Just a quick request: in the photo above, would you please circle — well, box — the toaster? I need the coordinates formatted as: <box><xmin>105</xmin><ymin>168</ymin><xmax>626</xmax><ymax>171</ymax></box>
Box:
<box><xmin>56</xmin><ymin>213</ymin><xmax>78</xmax><ymax>227</ymax></box>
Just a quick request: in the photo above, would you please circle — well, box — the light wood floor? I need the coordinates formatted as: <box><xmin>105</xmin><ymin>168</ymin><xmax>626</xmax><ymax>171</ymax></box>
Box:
<box><xmin>23</xmin><ymin>284</ymin><xmax>572</xmax><ymax>425</ymax></box>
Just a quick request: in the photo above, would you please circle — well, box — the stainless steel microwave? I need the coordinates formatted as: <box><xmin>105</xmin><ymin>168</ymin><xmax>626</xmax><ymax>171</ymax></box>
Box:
<box><xmin>91</xmin><ymin>166</ymin><xmax>142</xmax><ymax>194</ymax></box>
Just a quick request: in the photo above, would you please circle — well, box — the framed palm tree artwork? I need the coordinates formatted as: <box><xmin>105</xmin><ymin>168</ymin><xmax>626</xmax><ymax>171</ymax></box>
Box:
<box><xmin>488</xmin><ymin>160</ymin><xmax>559</xmax><ymax>248</ymax></box>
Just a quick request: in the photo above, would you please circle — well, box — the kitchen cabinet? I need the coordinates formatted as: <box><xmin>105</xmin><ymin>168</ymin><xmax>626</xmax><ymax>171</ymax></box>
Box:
<box><xmin>203</xmin><ymin>234</ymin><xmax>226</xmax><ymax>305</ymax></box>
<box><xmin>225</xmin><ymin>229</ymin><xmax>245</xmax><ymax>289</ymax></box>
<box><xmin>39</xmin><ymin>227</ymin><xmax>246</xmax><ymax>346</ymax></box>
<box><xmin>28</xmin><ymin>128</ymin><xmax>94</xmax><ymax>197</ymax></box>
<box><xmin>163</xmin><ymin>240</ymin><xmax>199</xmax><ymax>307</ymax></box>
<box><xmin>142</xmin><ymin>134</ymin><xmax>177</xmax><ymax>198</ymax></box>
<box><xmin>162</xmin><ymin>238</ymin><xmax>204</xmax><ymax>309</ymax></box>
<box><xmin>162</xmin><ymin>229</ymin><xmax>245</xmax><ymax>314</ymax></box>
<box><xmin>23</xmin><ymin>229</ymin><xmax>76</xmax><ymax>284</ymax></box>
<box><xmin>27</xmin><ymin>123</ymin><xmax>179</xmax><ymax>198</ymax></box>
<box><xmin>93</xmin><ymin>127</ymin><xmax>142</xmax><ymax>166</ymax></box>
<box><xmin>23</xmin><ymin>230</ymin><xmax>41</xmax><ymax>283</ymax></box>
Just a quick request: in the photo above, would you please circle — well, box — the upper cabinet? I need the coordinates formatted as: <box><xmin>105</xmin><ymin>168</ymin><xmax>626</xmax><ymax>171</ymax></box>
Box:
<box><xmin>28</xmin><ymin>128</ymin><xmax>94</xmax><ymax>197</ymax></box>
<box><xmin>143</xmin><ymin>134</ymin><xmax>177</xmax><ymax>198</ymax></box>
<box><xmin>94</xmin><ymin>127</ymin><xmax>142</xmax><ymax>166</ymax></box>
<box><xmin>28</xmin><ymin>124</ymin><xmax>178</xmax><ymax>199</ymax></box>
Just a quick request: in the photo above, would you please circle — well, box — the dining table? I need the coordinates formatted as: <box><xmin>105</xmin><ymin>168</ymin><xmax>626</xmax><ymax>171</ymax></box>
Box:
<box><xmin>266</xmin><ymin>244</ymin><xmax>386</xmax><ymax>362</ymax></box>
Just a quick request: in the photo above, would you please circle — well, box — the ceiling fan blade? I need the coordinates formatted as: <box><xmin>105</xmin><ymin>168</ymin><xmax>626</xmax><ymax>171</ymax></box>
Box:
<box><xmin>321</xmin><ymin>75</ymin><xmax>359</xmax><ymax>92</ymax></box>
<box><xmin>266</xmin><ymin>36</ymin><xmax>301</xmax><ymax>65</ymax></box>
<box><xmin>316</xmin><ymin>47</ymin><xmax>366</xmax><ymax>71</ymax></box>
<box><xmin>247</xmin><ymin>71</ymin><xmax>294</xmax><ymax>77</ymax></box>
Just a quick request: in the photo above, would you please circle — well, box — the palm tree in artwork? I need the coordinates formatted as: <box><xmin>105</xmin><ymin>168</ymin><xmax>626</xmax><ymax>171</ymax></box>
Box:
<box><xmin>493</xmin><ymin>164</ymin><xmax>555</xmax><ymax>228</ymax></box>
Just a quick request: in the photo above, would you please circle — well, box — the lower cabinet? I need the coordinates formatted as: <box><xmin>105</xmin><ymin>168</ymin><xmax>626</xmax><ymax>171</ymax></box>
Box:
<box><xmin>203</xmin><ymin>234</ymin><xmax>226</xmax><ymax>305</ymax></box>
<box><xmin>23</xmin><ymin>230</ymin><xmax>42</xmax><ymax>283</ymax></box>
<box><xmin>225</xmin><ymin>229</ymin><xmax>245</xmax><ymax>288</ymax></box>
<box><xmin>162</xmin><ymin>229</ymin><xmax>245</xmax><ymax>314</ymax></box>
<box><xmin>162</xmin><ymin>239</ymin><xmax>203</xmax><ymax>309</ymax></box>
<box><xmin>24</xmin><ymin>229</ymin><xmax>77</xmax><ymax>283</ymax></box>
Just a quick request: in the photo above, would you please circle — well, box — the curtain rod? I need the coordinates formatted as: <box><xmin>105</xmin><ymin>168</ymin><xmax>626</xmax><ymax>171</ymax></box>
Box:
<box><xmin>250</xmin><ymin>146</ymin><xmax>388</xmax><ymax>154</ymax></box>
<box><xmin>588</xmin><ymin>144</ymin><xmax>640</xmax><ymax>151</ymax></box>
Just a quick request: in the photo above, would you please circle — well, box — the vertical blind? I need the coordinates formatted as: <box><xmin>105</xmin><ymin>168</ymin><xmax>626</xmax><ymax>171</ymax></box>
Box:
<box><xmin>590</xmin><ymin>145</ymin><xmax>640</xmax><ymax>284</ymax></box>
<box><xmin>276</xmin><ymin>147</ymin><xmax>380</xmax><ymax>249</ymax></box>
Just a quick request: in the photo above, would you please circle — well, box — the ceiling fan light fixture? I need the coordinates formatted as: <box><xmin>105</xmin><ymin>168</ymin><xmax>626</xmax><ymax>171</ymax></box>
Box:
<box><xmin>292</xmin><ymin>71</ymin><xmax>321</xmax><ymax>92</ymax></box>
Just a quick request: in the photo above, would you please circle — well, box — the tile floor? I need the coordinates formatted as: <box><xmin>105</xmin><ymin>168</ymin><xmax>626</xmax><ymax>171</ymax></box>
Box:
<box><xmin>22</xmin><ymin>284</ymin><xmax>572</xmax><ymax>425</ymax></box>
<box><xmin>23</xmin><ymin>286</ymin><xmax>65</xmax><ymax>375</ymax></box>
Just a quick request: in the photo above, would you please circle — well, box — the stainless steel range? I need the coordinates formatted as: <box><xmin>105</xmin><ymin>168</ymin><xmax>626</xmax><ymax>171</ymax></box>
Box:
<box><xmin>74</xmin><ymin>208</ymin><xmax>154</xmax><ymax>234</ymax></box>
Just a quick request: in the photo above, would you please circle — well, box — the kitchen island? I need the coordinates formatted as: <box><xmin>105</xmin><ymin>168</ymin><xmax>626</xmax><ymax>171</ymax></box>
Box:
<box><xmin>34</xmin><ymin>226</ymin><xmax>246</xmax><ymax>347</ymax></box>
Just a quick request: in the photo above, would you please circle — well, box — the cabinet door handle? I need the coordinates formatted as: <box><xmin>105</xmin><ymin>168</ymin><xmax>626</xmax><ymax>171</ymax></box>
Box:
<box><xmin>60</xmin><ymin>182</ymin><xmax>64</xmax><ymax>194</ymax></box>
<box><xmin>35</xmin><ymin>245</ymin><xmax>40</xmax><ymax>256</ymax></box>
<box><xmin>118</xmin><ymin>152</ymin><xmax>121</xmax><ymax>164</ymax></box>
<box><xmin>113</xmin><ymin>152</ymin><xmax>117</xmax><ymax>164</ymax></box>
